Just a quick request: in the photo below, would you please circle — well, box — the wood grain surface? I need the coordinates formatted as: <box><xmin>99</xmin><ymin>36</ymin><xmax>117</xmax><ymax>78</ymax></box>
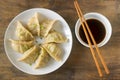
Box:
<box><xmin>0</xmin><ymin>0</ymin><xmax>120</xmax><ymax>80</ymax></box>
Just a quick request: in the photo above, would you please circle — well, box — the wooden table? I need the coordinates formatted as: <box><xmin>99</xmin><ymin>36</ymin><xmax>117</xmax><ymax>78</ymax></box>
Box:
<box><xmin>0</xmin><ymin>0</ymin><xmax>120</xmax><ymax>80</ymax></box>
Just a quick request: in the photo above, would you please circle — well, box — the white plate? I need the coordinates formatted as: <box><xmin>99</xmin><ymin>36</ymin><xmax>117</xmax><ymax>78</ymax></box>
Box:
<box><xmin>4</xmin><ymin>8</ymin><xmax>73</xmax><ymax>75</ymax></box>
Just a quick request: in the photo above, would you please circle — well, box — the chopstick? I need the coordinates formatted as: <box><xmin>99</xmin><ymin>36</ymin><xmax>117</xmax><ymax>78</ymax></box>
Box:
<box><xmin>74</xmin><ymin>0</ymin><xmax>110</xmax><ymax>77</ymax></box>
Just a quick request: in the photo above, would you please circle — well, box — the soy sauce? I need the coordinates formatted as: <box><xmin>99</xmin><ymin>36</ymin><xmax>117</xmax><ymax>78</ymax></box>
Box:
<box><xmin>79</xmin><ymin>19</ymin><xmax>106</xmax><ymax>45</ymax></box>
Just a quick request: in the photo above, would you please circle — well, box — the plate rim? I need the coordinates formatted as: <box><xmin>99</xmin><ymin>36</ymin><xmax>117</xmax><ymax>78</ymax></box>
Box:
<box><xmin>4</xmin><ymin>8</ymin><xmax>73</xmax><ymax>75</ymax></box>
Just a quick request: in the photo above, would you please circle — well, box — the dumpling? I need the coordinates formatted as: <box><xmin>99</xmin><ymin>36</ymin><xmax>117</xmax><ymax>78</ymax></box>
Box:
<box><xmin>16</xmin><ymin>21</ymin><xmax>34</xmax><ymax>41</ymax></box>
<box><xmin>40</xmin><ymin>20</ymin><xmax>57</xmax><ymax>37</ymax></box>
<box><xmin>34</xmin><ymin>47</ymin><xmax>50</xmax><ymax>69</ymax></box>
<box><xmin>18</xmin><ymin>45</ymin><xmax>39</xmax><ymax>65</ymax></box>
<box><xmin>42</xmin><ymin>43</ymin><xmax>62</xmax><ymax>61</ymax></box>
<box><xmin>9</xmin><ymin>39</ymin><xmax>34</xmax><ymax>53</ymax></box>
<box><xmin>43</xmin><ymin>31</ymin><xmax>67</xmax><ymax>44</ymax></box>
<box><xmin>27</xmin><ymin>13</ymin><xmax>40</xmax><ymax>36</ymax></box>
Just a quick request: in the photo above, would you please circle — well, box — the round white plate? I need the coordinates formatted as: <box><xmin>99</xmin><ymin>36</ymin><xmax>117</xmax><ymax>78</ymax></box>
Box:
<box><xmin>4</xmin><ymin>8</ymin><xmax>73</xmax><ymax>75</ymax></box>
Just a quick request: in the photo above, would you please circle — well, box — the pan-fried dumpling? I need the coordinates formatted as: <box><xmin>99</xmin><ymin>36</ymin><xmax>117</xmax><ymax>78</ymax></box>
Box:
<box><xmin>9</xmin><ymin>39</ymin><xmax>34</xmax><ymax>53</ymax></box>
<box><xmin>18</xmin><ymin>45</ymin><xmax>39</xmax><ymax>65</ymax></box>
<box><xmin>16</xmin><ymin>21</ymin><xmax>34</xmax><ymax>41</ymax></box>
<box><xmin>40</xmin><ymin>20</ymin><xmax>57</xmax><ymax>37</ymax></box>
<box><xmin>42</xmin><ymin>43</ymin><xmax>62</xmax><ymax>61</ymax></box>
<box><xmin>34</xmin><ymin>47</ymin><xmax>50</xmax><ymax>69</ymax></box>
<box><xmin>27</xmin><ymin>13</ymin><xmax>40</xmax><ymax>36</ymax></box>
<box><xmin>43</xmin><ymin>31</ymin><xmax>67</xmax><ymax>43</ymax></box>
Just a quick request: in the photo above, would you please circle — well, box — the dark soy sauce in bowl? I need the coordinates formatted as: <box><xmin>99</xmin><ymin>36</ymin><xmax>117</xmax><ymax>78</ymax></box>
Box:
<box><xmin>79</xmin><ymin>19</ymin><xmax>106</xmax><ymax>45</ymax></box>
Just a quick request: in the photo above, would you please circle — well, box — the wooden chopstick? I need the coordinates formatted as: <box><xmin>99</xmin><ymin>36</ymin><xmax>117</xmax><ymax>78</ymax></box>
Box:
<box><xmin>74</xmin><ymin>0</ymin><xmax>110</xmax><ymax>77</ymax></box>
<box><xmin>74</xmin><ymin>0</ymin><xmax>110</xmax><ymax>75</ymax></box>
<box><xmin>74</xmin><ymin>1</ymin><xmax>102</xmax><ymax>77</ymax></box>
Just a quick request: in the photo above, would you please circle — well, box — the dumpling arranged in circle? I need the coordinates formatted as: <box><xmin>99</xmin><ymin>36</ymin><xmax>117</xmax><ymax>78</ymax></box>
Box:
<box><xmin>27</xmin><ymin>13</ymin><xmax>41</xmax><ymax>36</ymax></box>
<box><xmin>16</xmin><ymin>21</ymin><xmax>34</xmax><ymax>41</ymax></box>
<box><xmin>18</xmin><ymin>45</ymin><xmax>39</xmax><ymax>65</ymax></box>
<box><xmin>34</xmin><ymin>47</ymin><xmax>50</xmax><ymax>69</ymax></box>
<box><xmin>40</xmin><ymin>20</ymin><xmax>57</xmax><ymax>37</ymax></box>
<box><xmin>43</xmin><ymin>31</ymin><xmax>67</xmax><ymax>44</ymax></box>
<box><xmin>42</xmin><ymin>43</ymin><xmax>62</xmax><ymax>61</ymax></box>
<box><xmin>9</xmin><ymin>39</ymin><xmax>34</xmax><ymax>53</ymax></box>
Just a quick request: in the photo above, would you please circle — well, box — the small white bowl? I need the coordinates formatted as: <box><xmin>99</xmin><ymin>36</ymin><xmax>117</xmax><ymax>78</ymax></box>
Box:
<box><xmin>75</xmin><ymin>12</ymin><xmax>112</xmax><ymax>47</ymax></box>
